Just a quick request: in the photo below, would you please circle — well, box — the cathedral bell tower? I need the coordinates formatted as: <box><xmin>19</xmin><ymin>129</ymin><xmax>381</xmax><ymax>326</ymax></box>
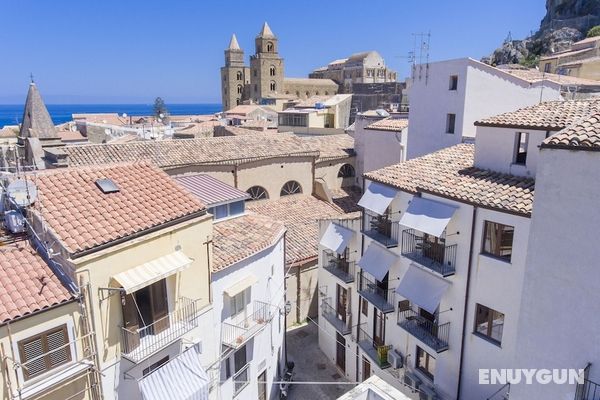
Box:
<box><xmin>249</xmin><ymin>22</ymin><xmax>284</xmax><ymax>103</ymax></box>
<box><xmin>221</xmin><ymin>34</ymin><xmax>250</xmax><ymax>111</ymax></box>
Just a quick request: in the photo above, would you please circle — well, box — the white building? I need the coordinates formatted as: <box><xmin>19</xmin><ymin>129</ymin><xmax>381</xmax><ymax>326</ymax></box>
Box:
<box><xmin>174</xmin><ymin>173</ymin><xmax>288</xmax><ymax>400</ymax></box>
<box><xmin>278</xmin><ymin>94</ymin><xmax>353</xmax><ymax>135</ymax></box>
<box><xmin>318</xmin><ymin>98</ymin><xmax>600</xmax><ymax>399</ymax></box>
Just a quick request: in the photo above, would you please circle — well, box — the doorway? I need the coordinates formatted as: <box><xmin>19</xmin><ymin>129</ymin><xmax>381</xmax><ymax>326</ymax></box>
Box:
<box><xmin>336</xmin><ymin>332</ymin><xmax>346</xmax><ymax>372</ymax></box>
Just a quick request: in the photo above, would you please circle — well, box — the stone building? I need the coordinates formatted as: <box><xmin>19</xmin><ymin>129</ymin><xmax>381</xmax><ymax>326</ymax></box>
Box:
<box><xmin>221</xmin><ymin>22</ymin><xmax>338</xmax><ymax>111</ymax></box>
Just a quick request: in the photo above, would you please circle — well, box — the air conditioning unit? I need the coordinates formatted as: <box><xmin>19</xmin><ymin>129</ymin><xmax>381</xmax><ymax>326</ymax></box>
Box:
<box><xmin>404</xmin><ymin>371</ymin><xmax>421</xmax><ymax>392</ymax></box>
<box><xmin>5</xmin><ymin>210</ymin><xmax>25</xmax><ymax>233</ymax></box>
<box><xmin>388</xmin><ymin>349</ymin><xmax>403</xmax><ymax>369</ymax></box>
<box><xmin>419</xmin><ymin>385</ymin><xmax>439</xmax><ymax>400</ymax></box>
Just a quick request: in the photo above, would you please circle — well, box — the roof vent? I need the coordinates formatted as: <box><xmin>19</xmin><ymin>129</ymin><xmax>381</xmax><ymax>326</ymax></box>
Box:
<box><xmin>95</xmin><ymin>179</ymin><xmax>119</xmax><ymax>194</ymax></box>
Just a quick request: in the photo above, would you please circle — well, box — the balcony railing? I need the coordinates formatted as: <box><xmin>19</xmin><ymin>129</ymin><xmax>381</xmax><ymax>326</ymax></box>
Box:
<box><xmin>121</xmin><ymin>297</ymin><xmax>199</xmax><ymax>363</ymax></box>
<box><xmin>401</xmin><ymin>229</ymin><xmax>457</xmax><ymax>277</ymax></box>
<box><xmin>397</xmin><ymin>309</ymin><xmax>450</xmax><ymax>353</ymax></box>
<box><xmin>576</xmin><ymin>379</ymin><xmax>600</xmax><ymax>400</ymax></box>
<box><xmin>357</xmin><ymin>326</ymin><xmax>391</xmax><ymax>369</ymax></box>
<box><xmin>233</xmin><ymin>363</ymin><xmax>250</xmax><ymax>396</ymax></box>
<box><xmin>362</xmin><ymin>211</ymin><xmax>399</xmax><ymax>248</ymax></box>
<box><xmin>323</xmin><ymin>251</ymin><xmax>355</xmax><ymax>283</ymax></box>
<box><xmin>357</xmin><ymin>272</ymin><xmax>395</xmax><ymax>313</ymax></box>
<box><xmin>222</xmin><ymin>301</ymin><xmax>274</xmax><ymax>349</ymax></box>
<box><xmin>321</xmin><ymin>298</ymin><xmax>352</xmax><ymax>335</ymax></box>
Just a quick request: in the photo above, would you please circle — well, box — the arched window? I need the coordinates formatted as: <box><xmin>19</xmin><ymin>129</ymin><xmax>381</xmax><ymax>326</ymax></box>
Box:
<box><xmin>285</xmin><ymin>91</ymin><xmax>290</xmax><ymax>95</ymax></box>
<box><xmin>270</xmin><ymin>66</ymin><xmax>276</xmax><ymax>76</ymax></box>
<box><xmin>338</xmin><ymin>164</ymin><xmax>355</xmax><ymax>178</ymax></box>
<box><xmin>267</xmin><ymin>42</ymin><xmax>274</xmax><ymax>52</ymax></box>
<box><xmin>236</xmin><ymin>71</ymin><xmax>243</xmax><ymax>80</ymax></box>
<box><xmin>270</xmin><ymin>81</ymin><xmax>276</xmax><ymax>91</ymax></box>
<box><xmin>237</xmin><ymin>84</ymin><xmax>243</xmax><ymax>94</ymax></box>
<box><xmin>305</xmin><ymin>91</ymin><xmax>310</xmax><ymax>97</ymax></box>
<box><xmin>247</xmin><ymin>186</ymin><xmax>269</xmax><ymax>201</ymax></box>
<box><xmin>280</xmin><ymin>181</ymin><xmax>302</xmax><ymax>196</ymax></box>
<box><xmin>324</xmin><ymin>91</ymin><xmax>329</xmax><ymax>96</ymax></box>
<box><xmin>296</xmin><ymin>91</ymin><xmax>300</xmax><ymax>97</ymax></box>
<box><xmin>236</xmin><ymin>98</ymin><xmax>241</xmax><ymax>105</ymax></box>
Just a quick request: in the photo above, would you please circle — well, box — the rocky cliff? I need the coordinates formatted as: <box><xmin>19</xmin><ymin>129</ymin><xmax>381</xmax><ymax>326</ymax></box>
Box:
<box><xmin>484</xmin><ymin>0</ymin><xmax>600</xmax><ymax>66</ymax></box>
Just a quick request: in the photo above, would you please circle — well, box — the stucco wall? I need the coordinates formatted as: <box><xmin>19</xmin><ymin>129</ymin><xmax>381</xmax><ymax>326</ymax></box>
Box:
<box><xmin>315</xmin><ymin>157</ymin><xmax>357</xmax><ymax>191</ymax></box>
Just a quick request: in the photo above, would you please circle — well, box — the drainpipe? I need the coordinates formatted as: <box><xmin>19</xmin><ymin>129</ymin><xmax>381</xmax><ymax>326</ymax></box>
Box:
<box><xmin>355</xmin><ymin>178</ymin><xmax>367</xmax><ymax>383</ymax></box>
<box><xmin>283</xmin><ymin>231</ymin><xmax>289</xmax><ymax>367</ymax></box>
<box><xmin>457</xmin><ymin>205</ymin><xmax>478</xmax><ymax>399</ymax></box>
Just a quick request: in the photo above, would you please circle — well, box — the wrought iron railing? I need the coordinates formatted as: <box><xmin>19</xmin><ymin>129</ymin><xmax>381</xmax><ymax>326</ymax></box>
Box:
<box><xmin>357</xmin><ymin>272</ymin><xmax>395</xmax><ymax>313</ymax></box>
<box><xmin>363</xmin><ymin>211</ymin><xmax>399</xmax><ymax>247</ymax></box>
<box><xmin>222</xmin><ymin>301</ymin><xmax>274</xmax><ymax>349</ymax></box>
<box><xmin>397</xmin><ymin>309</ymin><xmax>450</xmax><ymax>353</ymax></box>
<box><xmin>357</xmin><ymin>325</ymin><xmax>391</xmax><ymax>369</ymax></box>
<box><xmin>401</xmin><ymin>229</ymin><xmax>457</xmax><ymax>276</ymax></box>
<box><xmin>121</xmin><ymin>297</ymin><xmax>198</xmax><ymax>363</ymax></box>
<box><xmin>321</xmin><ymin>298</ymin><xmax>351</xmax><ymax>335</ymax></box>
<box><xmin>323</xmin><ymin>250</ymin><xmax>355</xmax><ymax>283</ymax></box>
<box><xmin>233</xmin><ymin>363</ymin><xmax>250</xmax><ymax>396</ymax></box>
<box><xmin>576</xmin><ymin>378</ymin><xmax>600</xmax><ymax>400</ymax></box>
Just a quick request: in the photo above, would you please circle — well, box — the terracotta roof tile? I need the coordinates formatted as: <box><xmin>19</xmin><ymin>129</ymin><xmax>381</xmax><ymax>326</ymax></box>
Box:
<box><xmin>365</xmin><ymin>117</ymin><xmax>409</xmax><ymax>132</ymax></box>
<box><xmin>247</xmin><ymin>195</ymin><xmax>347</xmax><ymax>265</ymax></box>
<box><xmin>300</xmin><ymin>134</ymin><xmax>355</xmax><ymax>161</ymax></box>
<box><xmin>542</xmin><ymin>112</ymin><xmax>600</xmax><ymax>150</ymax></box>
<box><xmin>364</xmin><ymin>144</ymin><xmax>535</xmax><ymax>216</ymax></box>
<box><xmin>33</xmin><ymin>163</ymin><xmax>206</xmax><ymax>254</ymax></box>
<box><xmin>0</xmin><ymin>243</ymin><xmax>73</xmax><ymax>324</ymax></box>
<box><xmin>475</xmin><ymin>99</ymin><xmax>600</xmax><ymax>131</ymax></box>
<box><xmin>212</xmin><ymin>214</ymin><xmax>286</xmax><ymax>272</ymax></box>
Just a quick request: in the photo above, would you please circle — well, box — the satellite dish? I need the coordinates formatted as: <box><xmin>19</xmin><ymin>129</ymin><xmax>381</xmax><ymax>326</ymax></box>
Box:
<box><xmin>122</xmin><ymin>113</ymin><xmax>128</xmax><ymax>118</ymax></box>
<box><xmin>7</xmin><ymin>179</ymin><xmax>38</xmax><ymax>207</ymax></box>
<box><xmin>105</xmin><ymin>129</ymin><xmax>111</xmax><ymax>135</ymax></box>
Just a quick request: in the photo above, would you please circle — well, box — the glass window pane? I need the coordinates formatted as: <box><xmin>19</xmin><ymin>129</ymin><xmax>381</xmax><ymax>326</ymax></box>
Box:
<box><xmin>475</xmin><ymin>304</ymin><xmax>490</xmax><ymax>336</ymax></box>
<box><xmin>229</xmin><ymin>201</ymin><xmax>245</xmax><ymax>216</ymax></box>
<box><xmin>215</xmin><ymin>204</ymin><xmax>228</xmax><ymax>219</ymax></box>
<box><xmin>490</xmin><ymin>310</ymin><xmax>505</xmax><ymax>343</ymax></box>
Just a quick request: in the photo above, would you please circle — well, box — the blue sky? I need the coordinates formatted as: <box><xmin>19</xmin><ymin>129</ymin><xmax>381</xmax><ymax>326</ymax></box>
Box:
<box><xmin>0</xmin><ymin>0</ymin><xmax>546</xmax><ymax>104</ymax></box>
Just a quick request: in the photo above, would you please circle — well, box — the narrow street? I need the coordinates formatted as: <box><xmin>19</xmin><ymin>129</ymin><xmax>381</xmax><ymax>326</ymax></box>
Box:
<box><xmin>286</xmin><ymin>321</ymin><xmax>352</xmax><ymax>400</ymax></box>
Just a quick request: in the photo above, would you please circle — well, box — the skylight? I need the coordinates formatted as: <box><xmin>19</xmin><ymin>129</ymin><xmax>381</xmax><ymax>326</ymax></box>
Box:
<box><xmin>95</xmin><ymin>179</ymin><xmax>120</xmax><ymax>194</ymax></box>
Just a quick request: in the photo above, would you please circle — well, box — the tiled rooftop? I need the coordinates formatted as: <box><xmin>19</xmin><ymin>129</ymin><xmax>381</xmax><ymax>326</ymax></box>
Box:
<box><xmin>300</xmin><ymin>134</ymin><xmax>355</xmax><ymax>161</ymax></box>
<box><xmin>212</xmin><ymin>213</ymin><xmax>286</xmax><ymax>272</ymax></box>
<box><xmin>247</xmin><ymin>195</ymin><xmax>347</xmax><ymax>265</ymax></box>
<box><xmin>33</xmin><ymin>163</ymin><xmax>206</xmax><ymax>254</ymax></box>
<box><xmin>173</xmin><ymin>174</ymin><xmax>249</xmax><ymax>207</ymax></box>
<box><xmin>330</xmin><ymin>186</ymin><xmax>362</xmax><ymax>213</ymax></box>
<box><xmin>365</xmin><ymin>117</ymin><xmax>409</xmax><ymax>132</ymax></box>
<box><xmin>500</xmin><ymin>67</ymin><xmax>600</xmax><ymax>87</ymax></box>
<box><xmin>0</xmin><ymin>243</ymin><xmax>74</xmax><ymax>324</ymax></box>
<box><xmin>475</xmin><ymin>99</ymin><xmax>600</xmax><ymax>131</ymax></box>
<box><xmin>65</xmin><ymin>134</ymin><xmax>319</xmax><ymax>168</ymax></box>
<box><xmin>364</xmin><ymin>144</ymin><xmax>535</xmax><ymax>216</ymax></box>
<box><xmin>543</xmin><ymin>112</ymin><xmax>600</xmax><ymax>150</ymax></box>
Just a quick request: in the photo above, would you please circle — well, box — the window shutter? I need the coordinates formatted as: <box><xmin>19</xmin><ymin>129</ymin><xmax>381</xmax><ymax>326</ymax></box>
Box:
<box><xmin>20</xmin><ymin>337</ymin><xmax>46</xmax><ymax>379</ymax></box>
<box><xmin>47</xmin><ymin>327</ymin><xmax>71</xmax><ymax>367</ymax></box>
<box><xmin>151</xmin><ymin>279</ymin><xmax>170</xmax><ymax>334</ymax></box>
<box><xmin>18</xmin><ymin>324</ymin><xmax>71</xmax><ymax>380</ymax></box>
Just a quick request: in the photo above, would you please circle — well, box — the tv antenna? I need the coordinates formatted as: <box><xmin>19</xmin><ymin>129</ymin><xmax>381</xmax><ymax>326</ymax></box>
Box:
<box><xmin>411</xmin><ymin>32</ymin><xmax>431</xmax><ymax>84</ymax></box>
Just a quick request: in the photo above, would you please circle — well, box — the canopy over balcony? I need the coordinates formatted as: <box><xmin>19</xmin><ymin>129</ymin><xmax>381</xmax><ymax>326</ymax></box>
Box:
<box><xmin>320</xmin><ymin>222</ymin><xmax>354</xmax><ymax>255</ymax></box>
<box><xmin>358</xmin><ymin>181</ymin><xmax>398</xmax><ymax>215</ymax></box>
<box><xmin>395</xmin><ymin>265</ymin><xmax>450</xmax><ymax>314</ymax></box>
<box><xmin>357</xmin><ymin>242</ymin><xmax>398</xmax><ymax>282</ymax></box>
<box><xmin>399</xmin><ymin>196</ymin><xmax>457</xmax><ymax>238</ymax></box>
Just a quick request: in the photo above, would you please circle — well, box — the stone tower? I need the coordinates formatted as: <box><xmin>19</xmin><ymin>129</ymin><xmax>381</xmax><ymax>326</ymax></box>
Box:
<box><xmin>249</xmin><ymin>22</ymin><xmax>284</xmax><ymax>102</ymax></box>
<box><xmin>221</xmin><ymin>34</ymin><xmax>250</xmax><ymax>111</ymax></box>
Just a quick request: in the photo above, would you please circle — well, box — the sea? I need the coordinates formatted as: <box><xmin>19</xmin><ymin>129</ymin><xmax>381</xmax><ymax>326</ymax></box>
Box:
<box><xmin>0</xmin><ymin>103</ymin><xmax>222</xmax><ymax>128</ymax></box>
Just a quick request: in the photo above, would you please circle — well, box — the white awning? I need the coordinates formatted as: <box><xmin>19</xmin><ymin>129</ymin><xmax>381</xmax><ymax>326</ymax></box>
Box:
<box><xmin>358</xmin><ymin>181</ymin><xmax>398</xmax><ymax>215</ymax></box>
<box><xmin>224</xmin><ymin>275</ymin><xmax>258</xmax><ymax>297</ymax></box>
<box><xmin>357</xmin><ymin>242</ymin><xmax>399</xmax><ymax>281</ymax></box>
<box><xmin>395</xmin><ymin>265</ymin><xmax>450</xmax><ymax>314</ymax></box>
<box><xmin>139</xmin><ymin>345</ymin><xmax>209</xmax><ymax>400</ymax></box>
<box><xmin>112</xmin><ymin>251</ymin><xmax>192</xmax><ymax>294</ymax></box>
<box><xmin>320</xmin><ymin>222</ymin><xmax>354</xmax><ymax>255</ymax></box>
<box><xmin>399</xmin><ymin>196</ymin><xmax>457</xmax><ymax>237</ymax></box>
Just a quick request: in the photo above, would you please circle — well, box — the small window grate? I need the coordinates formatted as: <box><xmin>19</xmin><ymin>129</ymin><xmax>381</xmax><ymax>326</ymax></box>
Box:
<box><xmin>96</xmin><ymin>179</ymin><xmax>119</xmax><ymax>194</ymax></box>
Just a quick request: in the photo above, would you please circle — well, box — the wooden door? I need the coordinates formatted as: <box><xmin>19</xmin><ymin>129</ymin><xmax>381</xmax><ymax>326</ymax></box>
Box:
<box><xmin>336</xmin><ymin>284</ymin><xmax>347</xmax><ymax>323</ymax></box>
<box><xmin>336</xmin><ymin>332</ymin><xmax>346</xmax><ymax>372</ymax></box>
<box><xmin>362</xmin><ymin>356</ymin><xmax>371</xmax><ymax>381</ymax></box>
<box><xmin>150</xmin><ymin>279</ymin><xmax>170</xmax><ymax>334</ymax></box>
<box><xmin>257</xmin><ymin>370</ymin><xmax>267</xmax><ymax>400</ymax></box>
<box><xmin>373</xmin><ymin>309</ymin><xmax>385</xmax><ymax>347</ymax></box>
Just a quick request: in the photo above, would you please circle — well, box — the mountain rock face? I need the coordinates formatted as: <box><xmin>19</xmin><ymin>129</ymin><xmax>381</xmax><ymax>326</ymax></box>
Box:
<box><xmin>485</xmin><ymin>0</ymin><xmax>600</xmax><ymax>66</ymax></box>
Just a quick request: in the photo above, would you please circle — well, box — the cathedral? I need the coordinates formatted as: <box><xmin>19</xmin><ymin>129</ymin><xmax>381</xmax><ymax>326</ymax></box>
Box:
<box><xmin>221</xmin><ymin>22</ymin><xmax>338</xmax><ymax>111</ymax></box>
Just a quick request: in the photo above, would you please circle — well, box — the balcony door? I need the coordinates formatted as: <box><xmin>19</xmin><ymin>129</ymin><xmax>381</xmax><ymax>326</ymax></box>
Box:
<box><xmin>336</xmin><ymin>332</ymin><xmax>346</xmax><ymax>372</ymax></box>
<box><xmin>122</xmin><ymin>279</ymin><xmax>169</xmax><ymax>340</ymax></box>
<box><xmin>336</xmin><ymin>284</ymin><xmax>348</xmax><ymax>324</ymax></box>
<box><xmin>373</xmin><ymin>309</ymin><xmax>385</xmax><ymax>347</ymax></box>
<box><xmin>337</xmin><ymin>248</ymin><xmax>350</xmax><ymax>275</ymax></box>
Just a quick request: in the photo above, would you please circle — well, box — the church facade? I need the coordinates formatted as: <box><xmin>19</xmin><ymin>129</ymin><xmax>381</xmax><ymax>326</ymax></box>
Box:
<box><xmin>221</xmin><ymin>22</ymin><xmax>338</xmax><ymax>111</ymax></box>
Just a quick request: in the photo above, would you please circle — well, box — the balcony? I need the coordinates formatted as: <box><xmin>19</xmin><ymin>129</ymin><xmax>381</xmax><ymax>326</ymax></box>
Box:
<box><xmin>222</xmin><ymin>301</ymin><xmax>275</xmax><ymax>349</ymax></box>
<box><xmin>357</xmin><ymin>272</ymin><xmax>395</xmax><ymax>313</ymax></box>
<box><xmin>323</xmin><ymin>251</ymin><xmax>355</xmax><ymax>283</ymax></box>
<box><xmin>321</xmin><ymin>298</ymin><xmax>352</xmax><ymax>335</ymax></box>
<box><xmin>357</xmin><ymin>326</ymin><xmax>391</xmax><ymax>369</ymax></box>
<box><xmin>576</xmin><ymin>378</ymin><xmax>600</xmax><ymax>400</ymax></box>
<box><xmin>397</xmin><ymin>309</ymin><xmax>450</xmax><ymax>353</ymax></box>
<box><xmin>362</xmin><ymin>211</ymin><xmax>399</xmax><ymax>248</ymax></box>
<box><xmin>401</xmin><ymin>229</ymin><xmax>457</xmax><ymax>277</ymax></box>
<box><xmin>121</xmin><ymin>297</ymin><xmax>199</xmax><ymax>363</ymax></box>
<box><xmin>233</xmin><ymin>364</ymin><xmax>250</xmax><ymax>396</ymax></box>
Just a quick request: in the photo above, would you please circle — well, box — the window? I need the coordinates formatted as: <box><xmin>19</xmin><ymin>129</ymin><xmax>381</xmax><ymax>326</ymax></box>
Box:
<box><xmin>280</xmin><ymin>181</ymin><xmax>302</xmax><ymax>196</ymax></box>
<box><xmin>270</xmin><ymin>81</ymin><xmax>276</xmax><ymax>91</ymax></box>
<box><xmin>361</xmin><ymin>297</ymin><xmax>368</xmax><ymax>317</ymax></box>
<box><xmin>362</xmin><ymin>357</ymin><xmax>371</xmax><ymax>381</ymax></box>
<box><xmin>449</xmin><ymin>75</ymin><xmax>458</xmax><ymax>90</ymax></box>
<box><xmin>237</xmin><ymin>85</ymin><xmax>243</xmax><ymax>95</ymax></box>
<box><xmin>270</xmin><ymin>66</ymin><xmax>276</xmax><ymax>76</ymax></box>
<box><xmin>237</xmin><ymin>71</ymin><xmax>243</xmax><ymax>81</ymax></box>
<box><xmin>230</xmin><ymin>291</ymin><xmax>246</xmax><ymax>318</ymax></box>
<box><xmin>398</xmin><ymin>299</ymin><xmax>411</xmax><ymax>312</ymax></box>
<box><xmin>544</xmin><ymin>63</ymin><xmax>551</xmax><ymax>73</ymax></box>
<box><xmin>215</xmin><ymin>204</ymin><xmax>228</xmax><ymax>219</ymax></box>
<box><xmin>445</xmin><ymin>113</ymin><xmax>456</xmax><ymax>134</ymax></box>
<box><xmin>229</xmin><ymin>201</ymin><xmax>245</xmax><ymax>216</ymax></box>
<box><xmin>338</xmin><ymin>164</ymin><xmax>355</xmax><ymax>178</ymax></box>
<box><xmin>253</xmin><ymin>69</ymin><xmax>257</xmax><ymax>77</ymax></box>
<box><xmin>266</xmin><ymin>42</ymin><xmax>274</xmax><ymax>52</ymax></box>
<box><xmin>236</xmin><ymin>99</ymin><xmax>241</xmax><ymax>105</ymax></box>
<box><xmin>474</xmin><ymin>304</ymin><xmax>505</xmax><ymax>345</ymax></box>
<box><xmin>482</xmin><ymin>221</ymin><xmax>514</xmax><ymax>262</ymax></box>
<box><xmin>209</xmin><ymin>201</ymin><xmax>245</xmax><ymax>220</ymax></box>
<box><xmin>18</xmin><ymin>325</ymin><xmax>72</xmax><ymax>380</ymax></box>
<box><xmin>143</xmin><ymin>356</ymin><xmax>169</xmax><ymax>376</ymax></box>
<box><xmin>514</xmin><ymin>132</ymin><xmax>528</xmax><ymax>165</ymax></box>
<box><xmin>278</xmin><ymin>113</ymin><xmax>307</xmax><ymax>127</ymax></box>
<box><xmin>246</xmin><ymin>186</ymin><xmax>269</xmax><ymax>201</ymax></box>
<box><xmin>416</xmin><ymin>346</ymin><xmax>436</xmax><ymax>380</ymax></box>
